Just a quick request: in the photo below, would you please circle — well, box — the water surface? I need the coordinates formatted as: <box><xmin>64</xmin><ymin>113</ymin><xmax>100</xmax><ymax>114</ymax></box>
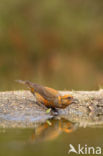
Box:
<box><xmin>0</xmin><ymin>119</ymin><xmax>103</xmax><ymax>156</ymax></box>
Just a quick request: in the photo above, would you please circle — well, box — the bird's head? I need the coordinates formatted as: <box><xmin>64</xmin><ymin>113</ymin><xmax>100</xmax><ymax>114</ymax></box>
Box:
<box><xmin>58</xmin><ymin>94</ymin><xmax>78</xmax><ymax>108</ymax></box>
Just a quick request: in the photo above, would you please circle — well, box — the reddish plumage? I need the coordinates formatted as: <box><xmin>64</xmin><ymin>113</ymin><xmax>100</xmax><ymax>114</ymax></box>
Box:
<box><xmin>16</xmin><ymin>80</ymin><xmax>74</xmax><ymax>109</ymax></box>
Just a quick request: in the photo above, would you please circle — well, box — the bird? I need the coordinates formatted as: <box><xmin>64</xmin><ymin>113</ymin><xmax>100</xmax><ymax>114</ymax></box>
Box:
<box><xmin>16</xmin><ymin>80</ymin><xmax>75</xmax><ymax>109</ymax></box>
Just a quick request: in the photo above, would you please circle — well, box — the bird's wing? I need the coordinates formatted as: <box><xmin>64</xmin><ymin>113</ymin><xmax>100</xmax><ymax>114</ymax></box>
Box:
<box><xmin>16</xmin><ymin>80</ymin><xmax>59</xmax><ymax>101</ymax></box>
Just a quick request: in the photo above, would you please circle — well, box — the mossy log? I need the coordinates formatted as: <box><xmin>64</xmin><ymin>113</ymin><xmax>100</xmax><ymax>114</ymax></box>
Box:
<box><xmin>0</xmin><ymin>90</ymin><xmax>103</xmax><ymax>128</ymax></box>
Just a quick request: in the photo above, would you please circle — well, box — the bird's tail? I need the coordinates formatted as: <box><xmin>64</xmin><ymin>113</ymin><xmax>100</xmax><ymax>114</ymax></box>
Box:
<box><xmin>15</xmin><ymin>80</ymin><xmax>32</xmax><ymax>88</ymax></box>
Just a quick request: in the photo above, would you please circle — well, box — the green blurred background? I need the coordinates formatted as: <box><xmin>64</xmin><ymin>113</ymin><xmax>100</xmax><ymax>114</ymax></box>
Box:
<box><xmin>0</xmin><ymin>0</ymin><xmax>103</xmax><ymax>91</ymax></box>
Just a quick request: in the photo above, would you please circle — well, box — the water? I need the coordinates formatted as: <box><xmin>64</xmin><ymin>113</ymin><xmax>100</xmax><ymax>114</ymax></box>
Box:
<box><xmin>0</xmin><ymin>119</ymin><xmax>103</xmax><ymax>156</ymax></box>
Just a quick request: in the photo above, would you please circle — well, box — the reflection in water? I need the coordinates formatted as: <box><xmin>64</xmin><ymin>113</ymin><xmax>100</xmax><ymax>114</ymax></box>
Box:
<box><xmin>31</xmin><ymin>119</ymin><xmax>78</xmax><ymax>143</ymax></box>
<box><xmin>0</xmin><ymin>119</ymin><xmax>103</xmax><ymax>156</ymax></box>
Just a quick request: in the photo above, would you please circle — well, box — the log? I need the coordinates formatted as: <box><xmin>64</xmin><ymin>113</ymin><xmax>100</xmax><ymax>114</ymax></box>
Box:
<box><xmin>0</xmin><ymin>90</ymin><xmax>103</xmax><ymax>128</ymax></box>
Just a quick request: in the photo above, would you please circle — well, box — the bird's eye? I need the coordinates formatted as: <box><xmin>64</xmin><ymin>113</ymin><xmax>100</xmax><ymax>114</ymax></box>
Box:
<box><xmin>67</xmin><ymin>96</ymin><xmax>72</xmax><ymax>100</ymax></box>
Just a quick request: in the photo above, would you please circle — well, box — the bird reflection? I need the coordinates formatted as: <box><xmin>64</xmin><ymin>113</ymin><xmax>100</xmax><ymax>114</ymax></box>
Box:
<box><xmin>31</xmin><ymin>119</ymin><xmax>78</xmax><ymax>143</ymax></box>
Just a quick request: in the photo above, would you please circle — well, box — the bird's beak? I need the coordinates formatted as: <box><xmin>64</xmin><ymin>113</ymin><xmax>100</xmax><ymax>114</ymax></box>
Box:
<box><xmin>71</xmin><ymin>98</ymin><xmax>79</xmax><ymax>104</ymax></box>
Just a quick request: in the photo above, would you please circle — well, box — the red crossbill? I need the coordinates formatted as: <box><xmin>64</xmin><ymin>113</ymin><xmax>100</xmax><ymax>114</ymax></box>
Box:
<box><xmin>16</xmin><ymin>80</ymin><xmax>75</xmax><ymax>109</ymax></box>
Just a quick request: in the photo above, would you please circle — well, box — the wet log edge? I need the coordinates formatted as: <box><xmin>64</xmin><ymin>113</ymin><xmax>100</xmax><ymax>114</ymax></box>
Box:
<box><xmin>0</xmin><ymin>90</ymin><xmax>103</xmax><ymax>127</ymax></box>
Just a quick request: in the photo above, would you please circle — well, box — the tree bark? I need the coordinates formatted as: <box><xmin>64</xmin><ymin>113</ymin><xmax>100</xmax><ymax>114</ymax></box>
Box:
<box><xmin>0</xmin><ymin>90</ymin><xmax>103</xmax><ymax>128</ymax></box>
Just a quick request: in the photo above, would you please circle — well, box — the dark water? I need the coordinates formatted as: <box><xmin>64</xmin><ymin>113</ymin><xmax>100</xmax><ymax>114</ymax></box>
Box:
<box><xmin>0</xmin><ymin>119</ymin><xmax>103</xmax><ymax>156</ymax></box>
